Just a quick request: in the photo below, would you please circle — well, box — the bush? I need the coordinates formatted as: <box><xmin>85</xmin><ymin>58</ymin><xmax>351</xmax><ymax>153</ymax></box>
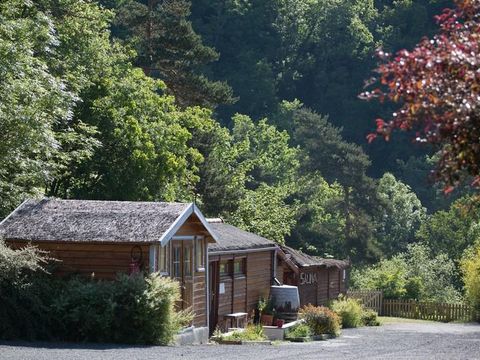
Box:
<box><xmin>51</xmin><ymin>273</ymin><xmax>192</xmax><ymax>344</ymax></box>
<box><xmin>350</xmin><ymin>244</ymin><xmax>462</xmax><ymax>303</ymax></box>
<box><xmin>298</xmin><ymin>304</ymin><xmax>341</xmax><ymax>337</ymax></box>
<box><xmin>0</xmin><ymin>241</ymin><xmax>192</xmax><ymax>344</ymax></box>
<box><xmin>0</xmin><ymin>240</ymin><xmax>54</xmax><ymax>340</ymax></box>
<box><xmin>330</xmin><ymin>297</ymin><xmax>363</xmax><ymax>328</ymax></box>
<box><xmin>286</xmin><ymin>323</ymin><xmax>311</xmax><ymax>339</ymax></box>
<box><xmin>461</xmin><ymin>244</ymin><xmax>480</xmax><ymax>321</ymax></box>
<box><xmin>221</xmin><ymin>324</ymin><xmax>266</xmax><ymax>341</ymax></box>
<box><xmin>361</xmin><ymin>309</ymin><xmax>380</xmax><ymax>326</ymax></box>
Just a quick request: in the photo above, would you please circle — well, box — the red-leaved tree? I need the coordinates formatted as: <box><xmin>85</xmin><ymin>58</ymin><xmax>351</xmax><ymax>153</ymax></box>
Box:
<box><xmin>361</xmin><ymin>0</ymin><xmax>480</xmax><ymax>193</ymax></box>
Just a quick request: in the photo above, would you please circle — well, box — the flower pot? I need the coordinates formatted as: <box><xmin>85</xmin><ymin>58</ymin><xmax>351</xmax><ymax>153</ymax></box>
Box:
<box><xmin>260</xmin><ymin>314</ymin><xmax>274</xmax><ymax>326</ymax></box>
<box><xmin>276</xmin><ymin>319</ymin><xmax>285</xmax><ymax>328</ymax></box>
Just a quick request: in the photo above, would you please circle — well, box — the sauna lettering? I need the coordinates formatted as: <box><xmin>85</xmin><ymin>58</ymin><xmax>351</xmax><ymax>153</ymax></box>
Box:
<box><xmin>299</xmin><ymin>272</ymin><xmax>317</xmax><ymax>285</ymax></box>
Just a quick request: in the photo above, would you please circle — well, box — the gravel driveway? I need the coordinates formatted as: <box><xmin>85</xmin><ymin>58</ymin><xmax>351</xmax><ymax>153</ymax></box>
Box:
<box><xmin>1</xmin><ymin>320</ymin><xmax>479</xmax><ymax>360</ymax></box>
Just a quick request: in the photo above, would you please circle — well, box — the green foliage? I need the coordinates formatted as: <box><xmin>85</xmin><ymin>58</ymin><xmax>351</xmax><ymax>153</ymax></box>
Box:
<box><xmin>351</xmin><ymin>243</ymin><xmax>462</xmax><ymax>303</ymax></box>
<box><xmin>376</xmin><ymin>173</ymin><xmax>426</xmax><ymax>257</ymax></box>
<box><xmin>220</xmin><ymin>324</ymin><xmax>266</xmax><ymax>341</ymax></box>
<box><xmin>286</xmin><ymin>323</ymin><xmax>311</xmax><ymax>339</ymax></box>
<box><xmin>228</xmin><ymin>184</ymin><xmax>297</xmax><ymax>244</ymax></box>
<box><xmin>461</xmin><ymin>243</ymin><xmax>480</xmax><ymax>320</ymax></box>
<box><xmin>290</xmin><ymin>174</ymin><xmax>346</xmax><ymax>257</ymax></box>
<box><xmin>0</xmin><ymin>242</ymin><xmax>191</xmax><ymax>344</ymax></box>
<box><xmin>416</xmin><ymin>196</ymin><xmax>480</xmax><ymax>266</ymax></box>
<box><xmin>298</xmin><ymin>304</ymin><xmax>341</xmax><ymax>337</ymax></box>
<box><xmin>257</xmin><ymin>296</ymin><xmax>275</xmax><ymax>316</ymax></box>
<box><xmin>112</xmin><ymin>0</ymin><xmax>233</xmax><ymax>108</ymax></box>
<box><xmin>287</xmin><ymin>105</ymin><xmax>381</xmax><ymax>262</ymax></box>
<box><xmin>0</xmin><ymin>0</ymin><xmax>78</xmax><ymax>217</ymax></box>
<box><xmin>361</xmin><ymin>309</ymin><xmax>380</xmax><ymax>326</ymax></box>
<box><xmin>66</xmin><ymin>64</ymin><xmax>207</xmax><ymax>201</ymax></box>
<box><xmin>330</xmin><ymin>296</ymin><xmax>363</xmax><ymax>328</ymax></box>
<box><xmin>197</xmin><ymin>113</ymin><xmax>300</xmax><ymax>244</ymax></box>
<box><xmin>52</xmin><ymin>273</ymin><xmax>191</xmax><ymax>344</ymax></box>
<box><xmin>0</xmin><ymin>240</ymin><xmax>53</xmax><ymax>340</ymax></box>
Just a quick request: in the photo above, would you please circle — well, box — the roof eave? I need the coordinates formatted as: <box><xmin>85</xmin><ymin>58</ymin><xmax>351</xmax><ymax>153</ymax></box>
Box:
<box><xmin>159</xmin><ymin>203</ymin><xmax>218</xmax><ymax>246</ymax></box>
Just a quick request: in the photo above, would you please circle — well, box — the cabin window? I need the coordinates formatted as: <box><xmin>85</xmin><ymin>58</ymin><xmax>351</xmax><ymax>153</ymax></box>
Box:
<box><xmin>219</xmin><ymin>260</ymin><xmax>232</xmax><ymax>277</ymax></box>
<box><xmin>158</xmin><ymin>244</ymin><xmax>169</xmax><ymax>275</ymax></box>
<box><xmin>195</xmin><ymin>236</ymin><xmax>205</xmax><ymax>271</ymax></box>
<box><xmin>173</xmin><ymin>245</ymin><xmax>181</xmax><ymax>279</ymax></box>
<box><xmin>342</xmin><ymin>269</ymin><xmax>346</xmax><ymax>282</ymax></box>
<box><xmin>183</xmin><ymin>244</ymin><xmax>192</xmax><ymax>276</ymax></box>
<box><xmin>234</xmin><ymin>258</ymin><xmax>246</xmax><ymax>276</ymax></box>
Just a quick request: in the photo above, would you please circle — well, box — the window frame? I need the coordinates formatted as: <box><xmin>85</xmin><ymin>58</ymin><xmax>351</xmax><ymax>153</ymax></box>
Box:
<box><xmin>219</xmin><ymin>260</ymin><xmax>233</xmax><ymax>278</ymax></box>
<box><xmin>158</xmin><ymin>243</ymin><xmax>170</xmax><ymax>276</ymax></box>
<box><xmin>195</xmin><ymin>236</ymin><xmax>205</xmax><ymax>272</ymax></box>
<box><xmin>233</xmin><ymin>257</ymin><xmax>246</xmax><ymax>277</ymax></box>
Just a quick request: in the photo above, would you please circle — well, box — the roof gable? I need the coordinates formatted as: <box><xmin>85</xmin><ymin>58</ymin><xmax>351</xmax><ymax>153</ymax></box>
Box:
<box><xmin>0</xmin><ymin>198</ymin><xmax>216</xmax><ymax>244</ymax></box>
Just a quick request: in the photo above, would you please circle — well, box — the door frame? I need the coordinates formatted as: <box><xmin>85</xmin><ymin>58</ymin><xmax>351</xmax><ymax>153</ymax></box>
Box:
<box><xmin>172</xmin><ymin>240</ymin><xmax>194</xmax><ymax>310</ymax></box>
<box><xmin>209</xmin><ymin>260</ymin><xmax>219</xmax><ymax>333</ymax></box>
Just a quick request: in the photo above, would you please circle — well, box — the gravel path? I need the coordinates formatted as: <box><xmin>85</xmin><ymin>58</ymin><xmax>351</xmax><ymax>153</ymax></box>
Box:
<box><xmin>1</xmin><ymin>320</ymin><xmax>479</xmax><ymax>360</ymax></box>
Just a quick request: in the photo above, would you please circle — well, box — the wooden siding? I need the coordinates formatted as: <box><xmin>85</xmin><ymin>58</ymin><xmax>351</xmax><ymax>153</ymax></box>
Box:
<box><xmin>211</xmin><ymin>250</ymin><xmax>274</xmax><ymax>329</ymax></box>
<box><xmin>7</xmin><ymin>240</ymin><xmax>150</xmax><ymax>280</ymax></box>
<box><xmin>193</xmin><ymin>271</ymin><xmax>207</xmax><ymax>327</ymax></box>
<box><xmin>246</xmin><ymin>251</ymin><xmax>273</xmax><ymax>311</ymax></box>
<box><xmin>282</xmin><ymin>264</ymin><xmax>347</xmax><ymax>307</ymax></box>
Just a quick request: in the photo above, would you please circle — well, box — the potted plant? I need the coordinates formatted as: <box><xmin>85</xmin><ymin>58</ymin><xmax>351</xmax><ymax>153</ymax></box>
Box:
<box><xmin>258</xmin><ymin>297</ymin><xmax>275</xmax><ymax>326</ymax></box>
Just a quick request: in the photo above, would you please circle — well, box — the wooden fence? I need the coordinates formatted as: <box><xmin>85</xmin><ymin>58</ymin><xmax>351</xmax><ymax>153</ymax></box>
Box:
<box><xmin>347</xmin><ymin>290</ymin><xmax>476</xmax><ymax>322</ymax></box>
<box><xmin>347</xmin><ymin>289</ymin><xmax>383</xmax><ymax>313</ymax></box>
<box><xmin>383</xmin><ymin>299</ymin><xmax>475</xmax><ymax>322</ymax></box>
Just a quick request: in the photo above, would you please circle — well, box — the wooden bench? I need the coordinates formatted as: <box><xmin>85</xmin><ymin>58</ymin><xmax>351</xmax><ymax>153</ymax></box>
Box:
<box><xmin>224</xmin><ymin>312</ymin><xmax>248</xmax><ymax>329</ymax></box>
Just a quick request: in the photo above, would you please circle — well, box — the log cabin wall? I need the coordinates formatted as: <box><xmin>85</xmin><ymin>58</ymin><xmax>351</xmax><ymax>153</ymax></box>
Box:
<box><xmin>6</xmin><ymin>240</ymin><xmax>150</xmax><ymax>280</ymax></box>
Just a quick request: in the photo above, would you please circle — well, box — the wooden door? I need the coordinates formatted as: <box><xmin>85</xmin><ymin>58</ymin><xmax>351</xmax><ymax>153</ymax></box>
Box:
<box><xmin>172</xmin><ymin>241</ymin><xmax>194</xmax><ymax>310</ymax></box>
<box><xmin>209</xmin><ymin>261</ymin><xmax>219</xmax><ymax>333</ymax></box>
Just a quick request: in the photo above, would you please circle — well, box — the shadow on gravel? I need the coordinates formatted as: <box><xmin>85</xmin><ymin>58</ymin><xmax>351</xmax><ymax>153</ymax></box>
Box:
<box><xmin>0</xmin><ymin>340</ymin><xmax>161</xmax><ymax>350</ymax></box>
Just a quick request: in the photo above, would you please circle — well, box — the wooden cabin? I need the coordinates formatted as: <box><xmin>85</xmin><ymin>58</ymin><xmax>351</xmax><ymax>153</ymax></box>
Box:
<box><xmin>0</xmin><ymin>198</ymin><xmax>218</xmax><ymax>329</ymax></box>
<box><xmin>278</xmin><ymin>245</ymin><xmax>350</xmax><ymax>307</ymax></box>
<box><xmin>0</xmin><ymin>198</ymin><xmax>350</xmax><ymax>335</ymax></box>
<box><xmin>206</xmin><ymin>219</ymin><xmax>277</xmax><ymax>332</ymax></box>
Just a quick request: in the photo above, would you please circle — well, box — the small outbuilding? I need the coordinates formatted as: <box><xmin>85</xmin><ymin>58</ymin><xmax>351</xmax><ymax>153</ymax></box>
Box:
<box><xmin>277</xmin><ymin>245</ymin><xmax>350</xmax><ymax>307</ymax></box>
<box><xmin>207</xmin><ymin>219</ymin><xmax>278</xmax><ymax>332</ymax></box>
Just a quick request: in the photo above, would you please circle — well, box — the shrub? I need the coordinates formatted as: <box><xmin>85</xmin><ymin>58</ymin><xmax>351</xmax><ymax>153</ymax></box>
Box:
<box><xmin>350</xmin><ymin>244</ymin><xmax>461</xmax><ymax>303</ymax></box>
<box><xmin>286</xmin><ymin>323</ymin><xmax>311</xmax><ymax>339</ymax></box>
<box><xmin>461</xmin><ymin>244</ymin><xmax>480</xmax><ymax>321</ymax></box>
<box><xmin>222</xmin><ymin>324</ymin><xmax>266</xmax><ymax>341</ymax></box>
<box><xmin>298</xmin><ymin>304</ymin><xmax>341</xmax><ymax>337</ymax></box>
<box><xmin>330</xmin><ymin>297</ymin><xmax>363</xmax><ymax>328</ymax></box>
<box><xmin>0</xmin><ymin>240</ymin><xmax>192</xmax><ymax>345</ymax></box>
<box><xmin>361</xmin><ymin>309</ymin><xmax>380</xmax><ymax>326</ymax></box>
<box><xmin>0</xmin><ymin>240</ymin><xmax>54</xmax><ymax>340</ymax></box>
<box><xmin>52</xmin><ymin>273</ymin><xmax>192</xmax><ymax>345</ymax></box>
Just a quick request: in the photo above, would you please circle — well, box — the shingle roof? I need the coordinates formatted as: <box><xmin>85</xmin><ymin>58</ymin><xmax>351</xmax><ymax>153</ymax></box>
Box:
<box><xmin>0</xmin><ymin>198</ymin><xmax>191</xmax><ymax>243</ymax></box>
<box><xmin>280</xmin><ymin>245</ymin><xmax>350</xmax><ymax>269</ymax></box>
<box><xmin>208</xmin><ymin>222</ymin><xmax>276</xmax><ymax>252</ymax></box>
